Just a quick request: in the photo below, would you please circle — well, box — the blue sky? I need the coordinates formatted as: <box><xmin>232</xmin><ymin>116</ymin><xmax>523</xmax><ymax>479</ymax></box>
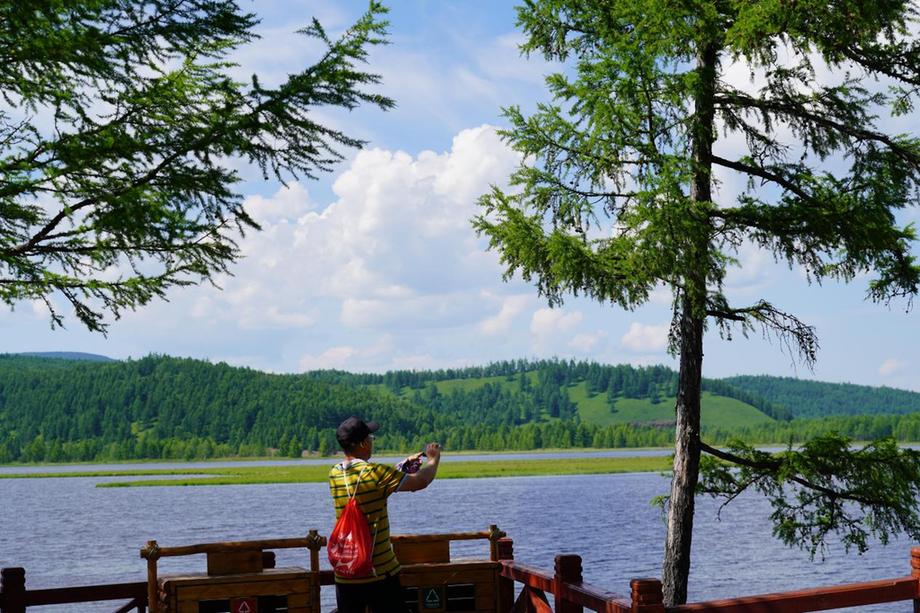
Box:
<box><xmin>2</xmin><ymin>1</ymin><xmax>918</xmax><ymax>391</ymax></box>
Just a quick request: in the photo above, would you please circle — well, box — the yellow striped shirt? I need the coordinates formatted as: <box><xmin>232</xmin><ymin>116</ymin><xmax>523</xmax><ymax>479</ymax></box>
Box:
<box><xmin>328</xmin><ymin>459</ymin><xmax>406</xmax><ymax>583</ymax></box>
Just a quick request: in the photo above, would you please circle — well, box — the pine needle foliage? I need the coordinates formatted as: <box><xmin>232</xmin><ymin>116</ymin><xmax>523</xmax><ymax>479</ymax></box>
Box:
<box><xmin>699</xmin><ymin>436</ymin><xmax>920</xmax><ymax>557</ymax></box>
<box><xmin>474</xmin><ymin>0</ymin><xmax>920</xmax><ymax>604</ymax></box>
<box><xmin>0</xmin><ymin>0</ymin><xmax>394</xmax><ymax>332</ymax></box>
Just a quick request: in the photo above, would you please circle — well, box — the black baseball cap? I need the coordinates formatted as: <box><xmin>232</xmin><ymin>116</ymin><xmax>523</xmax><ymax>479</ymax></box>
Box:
<box><xmin>336</xmin><ymin>416</ymin><xmax>379</xmax><ymax>447</ymax></box>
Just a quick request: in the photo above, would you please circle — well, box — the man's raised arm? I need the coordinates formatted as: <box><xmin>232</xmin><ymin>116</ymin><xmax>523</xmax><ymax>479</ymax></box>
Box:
<box><xmin>399</xmin><ymin>443</ymin><xmax>441</xmax><ymax>492</ymax></box>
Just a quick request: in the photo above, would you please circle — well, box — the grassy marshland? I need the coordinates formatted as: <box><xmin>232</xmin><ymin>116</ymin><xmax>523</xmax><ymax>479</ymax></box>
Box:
<box><xmin>0</xmin><ymin>455</ymin><xmax>672</xmax><ymax>487</ymax></box>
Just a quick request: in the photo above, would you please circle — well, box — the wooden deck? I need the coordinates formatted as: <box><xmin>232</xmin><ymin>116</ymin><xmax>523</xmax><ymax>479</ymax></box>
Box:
<box><xmin>2</xmin><ymin>528</ymin><xmax>919</xmax><ymax>612</ymax></box>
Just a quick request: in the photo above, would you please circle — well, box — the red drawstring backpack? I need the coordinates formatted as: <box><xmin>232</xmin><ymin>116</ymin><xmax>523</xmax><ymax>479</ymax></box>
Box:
<box><xmin>328</xmin><ymin>465</ymin><xmax>375</xmax><ymax>579</ymax></box>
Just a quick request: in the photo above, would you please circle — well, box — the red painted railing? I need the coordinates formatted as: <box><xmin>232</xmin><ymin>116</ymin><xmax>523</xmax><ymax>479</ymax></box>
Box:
<box><xmin>497</xmin><ymin>546</ymin><xmax>920</xmax><ymax>612</ymax></box>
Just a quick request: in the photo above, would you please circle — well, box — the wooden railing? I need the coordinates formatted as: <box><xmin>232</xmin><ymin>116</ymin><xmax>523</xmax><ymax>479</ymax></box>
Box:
<box><xmin>139</xmin><ymin>530</ymin><xmax>326</xmax><ymax>613</ymax></box>
<box><xmin>497</xmin><ymin>546</ymin><xmax>920</xmax><ymax>613</ymax></box>
<box><xmin>0</xmin><ymin>567</ymin><xmax>146</xmax><ymax>613</ymax></box>
<box><xmin>500</xmin><ymin>555</ymin><xmax>630</xmax><ymax>612</ymax></box>
<box><xmin>4</xmin><ymin>534</ymin><xmax>920</xmax><ymax>613</ymax></box>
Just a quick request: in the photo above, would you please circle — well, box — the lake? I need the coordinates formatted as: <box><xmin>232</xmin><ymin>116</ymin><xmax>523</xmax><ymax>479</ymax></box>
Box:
<box><xmin>1</xmin><ymin>459</ymin><xmax>916</xmax><ymax>612</ymax></box>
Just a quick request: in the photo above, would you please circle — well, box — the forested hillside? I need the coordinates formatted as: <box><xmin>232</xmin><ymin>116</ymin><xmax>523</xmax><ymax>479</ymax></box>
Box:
<box><xmin>1</xmin><ymin>354</ymin><xmax>919</xmax><ymax>464</ymax></box>
<box><xmin>0</xmin><ymin>355</ymin><xmax>692</xmax><ymax>462</ymax></box>
<box><xmin>310</xmin><ymin>359</ymin><xmax>792</xmax><ymax>421</ymax></box>
<box><xmin>725</xmin><ymin>375</ymin><xmax>920</xmax><ymax>417</ymax></box>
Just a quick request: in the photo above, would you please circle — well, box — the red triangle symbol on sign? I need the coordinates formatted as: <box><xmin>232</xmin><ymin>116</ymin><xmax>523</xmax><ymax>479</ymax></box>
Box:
<box><xmin>237</xmin><ymin>602</ymin><xmax>251</xmax><ymax>613</ymax></box>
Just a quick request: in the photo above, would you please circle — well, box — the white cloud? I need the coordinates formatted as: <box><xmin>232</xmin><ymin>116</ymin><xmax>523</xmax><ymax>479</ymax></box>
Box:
<box><xmin>29</xmin><ymin>300</ymin><xmax>47</xmax><ymax>317</ymax></box>
<box><xmin>479</xmin><ymin>294</ymin><xmax>532</xmax><ymax>335</ymax></box>
<box><xmin>388</xmin><ymin>354</ymin><xmax>437</xmax><ymax>371</ymax></box>
<box><xmin>648</xmin><ymin>284</ymin><xmax>673</xmax><ymax>306</ymax></box>
<box><xmin>621</xmin><ymin>322</ymin><xmax>669</xmax><ymax>352</ymax></box>
<box><xmin>298</xmin><ymin>345</ymin><xmax>358</xmax><ymax>371</ymax></box>
<box><xmin>189</xmin><ymin>294</ymin><xmax>316</xmax><ymax>331</ymax></box>
<box><xmin>340</xmin><ymin>294</ymin><xmax>490</xmax><ymax>330</ymax></box>
<box><xmin>244</xmin><ymin>182</ymin><xmax>314</xmax><ymax>224</ymax></box>
<box><xmin>298</xmin><ymin>335</ymin><xmax>394</xmax><ymax>372</ymax></box>
<box><xmin>568</xmin><ymin>331</ymin><xmax>607</xmax><ymax>352</ymax></box>
<box><xmin>130</xmin><ymin>125</ymin><xmax>522</xmax><ymax>340</ymax></box>
<box><xmin>356</xmin><ymin>28</ymin><xmax>556</xmax><ymax>139</ymax></box>
<box><xmin>530</xmin><ymin>307</ymin><xmax>583</xmax><ymax>353</ymax></box>
<box><xmin>472</xmin><ymin>32</ymin><xmax>556</xmax><ymax>86</ymax></box>
<box><xmin>879</xmin><ymin>358</ymin><xmax>906</xmax><ymax>377</ymax></box>
<box><xmin>724</xmin><ymin>242</ymin><xmax>775</xmax><ymax>294</ymax></box>
<box><xmin>530</xmin><ymin>308</ymin><xmax>582</xmax><ymax>335</ymax></box>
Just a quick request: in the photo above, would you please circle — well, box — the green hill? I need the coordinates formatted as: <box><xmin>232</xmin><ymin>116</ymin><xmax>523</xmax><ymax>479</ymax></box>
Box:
<box><xmin>567</xmin><ymin>383</ymin><xmax>774</xmax><ymax>430</ymax></box>
<box><xmin>3</xmin><ymin>354</ymin><xmax>920</xmax><ymax>464</ymax></box>
<box><xmin>725</xmin><ymin>375</ymin><xmax>920</xmax><ymax>418</ymax></box>
<box><xmin>395</xmin><ymin>375</ymin><xmax>776</xmax><ymax>430</ymax></box>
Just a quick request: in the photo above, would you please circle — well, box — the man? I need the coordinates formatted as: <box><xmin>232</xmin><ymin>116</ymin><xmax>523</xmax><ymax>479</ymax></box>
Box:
<box><xmin>328</xmin><ymin>416</ymin><xmax>441</xmax><ymax>613</ymax></box>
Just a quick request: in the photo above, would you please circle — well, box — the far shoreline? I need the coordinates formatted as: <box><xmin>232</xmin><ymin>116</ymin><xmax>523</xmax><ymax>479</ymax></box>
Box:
<box><xmin>0</xmin><ymin>446</ymin><xmax>675</xmax><ymax>470</ymax></box>
<box><xmin>0</xmin><ymin>454</ymin><xmax>674</xmax><ymax>486</ymax></box>
<box><xmin>3</xmin><ymin>439</ymin><xmax>916</xmax><ymax>471</ymax></box>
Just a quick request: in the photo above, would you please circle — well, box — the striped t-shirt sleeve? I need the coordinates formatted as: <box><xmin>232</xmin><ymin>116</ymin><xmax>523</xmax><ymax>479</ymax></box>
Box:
<box><xmin>375</xmin><ymin>463</ymin><xmax>405</xmax><ymax>496</ymax></box>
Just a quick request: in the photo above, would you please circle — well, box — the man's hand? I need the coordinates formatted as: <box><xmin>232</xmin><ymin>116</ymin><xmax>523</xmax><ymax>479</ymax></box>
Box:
<box><xmin>424</xmin><ymin>443</ymin><xmax>442</xmax><ymax>461</ymax></box>
<box><xmin>399</xmin><ymin>443</ymin><xmax>442</xmax><ymax>492</ymax></box>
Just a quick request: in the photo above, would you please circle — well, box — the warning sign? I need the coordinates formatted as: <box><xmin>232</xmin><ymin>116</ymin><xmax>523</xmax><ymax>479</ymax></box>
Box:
<box><xmin>231</xmin><ymin>597</ymin><xmax>256</xmax><ymax>613</ymax></box>
<box><xmin>422</xmin><ymin>586</ymin><xmax>442</xmax><ymax>609</ymax></box>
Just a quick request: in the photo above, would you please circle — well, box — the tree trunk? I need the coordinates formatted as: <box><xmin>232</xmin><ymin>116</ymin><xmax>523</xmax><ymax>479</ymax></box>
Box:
<box><xmin>662</xmin><ymin>299</ymin><xmax>704</xmax><ymax>605</ymax></box>
<box><xmin>661</xmin><ymin>41</ymin><xmax>718</xmax><ymax>606</ymax></box>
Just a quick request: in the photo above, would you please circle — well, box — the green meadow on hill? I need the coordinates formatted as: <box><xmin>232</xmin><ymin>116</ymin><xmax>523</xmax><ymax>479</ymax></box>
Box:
<box><xmin>382</xmin><ymin>375</ymin><xmax>775</xmax><ymax>431</ymax></box>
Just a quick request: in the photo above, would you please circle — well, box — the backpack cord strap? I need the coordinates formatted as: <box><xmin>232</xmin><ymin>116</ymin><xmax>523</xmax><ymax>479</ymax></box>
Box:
<box><xmin>342</xmin><ymin>463</ymin><xmax>369</xmax><ymax>500</ymax></box>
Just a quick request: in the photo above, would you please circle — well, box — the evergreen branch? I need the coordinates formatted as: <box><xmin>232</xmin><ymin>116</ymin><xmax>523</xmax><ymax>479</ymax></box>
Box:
<box><xmin>830</xmin><ymin>42</ymin><xmax>920</xmax><ymax>88</ymax></box>
<box><xmin>699</xmin><ymin>441</ymin><xmax>878</xmax><ymax>506</ymax></box>
<box><xmin>705</xmin><ymin>298</ymin><xmax>818</xmax><ymax>366</ymax></box>
<box><xmin>538</xmin><ymin>173</ymin><xmax>640</xmax><ymax>200</ymax></box>
<box><xmin>0</xmin><ymin>1</ymin><xmax>392</xmax><ymax>332</ymax></box>
<box><xmin>3</xmin><ymin>144</ymin><xmax>194</xmax><ymax>257</ymax></box>
<box><xmin>710</xmin><ymin>155</ymin><xmax>812</xmax><ymax>202</ymax></box>
<box><xmin>6</xmin><ymin>6</ymin><xmax>393</xmax><ymax>259</ymax></box>
<box><xmin>698</xmin><ymin>435</ymin><xmax>920</xmax><ymax>557</ymax></box>
<box><xmin>714</xmin><ymin>92</ymin><xmax>920</xmax><ymax>167</ymax></box>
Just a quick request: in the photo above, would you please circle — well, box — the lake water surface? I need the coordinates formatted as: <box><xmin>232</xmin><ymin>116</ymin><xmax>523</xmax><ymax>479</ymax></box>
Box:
<box><xmin>1</xmin><ymin>457</ymin><xmax>916</xmax><ymax>612</ymax></box>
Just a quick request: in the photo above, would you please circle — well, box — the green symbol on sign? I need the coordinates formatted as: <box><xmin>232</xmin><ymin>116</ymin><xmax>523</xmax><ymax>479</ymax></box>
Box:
<box><xmin>423</xmin><ymin>587</ymin><xmax>442</xmax><ymax>609</ymax></box>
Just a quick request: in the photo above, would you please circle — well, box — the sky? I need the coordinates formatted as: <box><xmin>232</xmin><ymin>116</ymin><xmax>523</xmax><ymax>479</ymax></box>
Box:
<box><xmin>2</xmin><ymin>0</ymin><xmax>919</xmax><ymax>391</ymax></box>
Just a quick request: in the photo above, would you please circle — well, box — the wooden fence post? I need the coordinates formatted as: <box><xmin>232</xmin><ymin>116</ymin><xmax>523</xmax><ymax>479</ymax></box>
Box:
<box><xmin>306</xmin><ymin>529</ymin><xmax>326</xmax><ymax>613</ymax></box>
<box><xmin>496</xmin><ymin>538</ymin><xmax>514</xmax><ymax>562</ymax></box>
<box><xmin>141</xmin><ymin>540</ymin><xmax>160</xmax><ymax>613</ymax></box>
<box><xmin>630</xmin><ymin>578</ymin><xmax>664</xmax><ymax>613</ymax></box>
<box><xmin>911</xmin><ymin>546</ymin><xmax>920</xmax><ymax>613</ymax></box>
<box><xmin>554</xmin><ymin>554</ymin><xmax>583</xmax><ymax>613</ymax></box>
<box><xmin>496</xmin><ymin>538</ymin><xmax>514</xmax><ymax>612</ymax></box>
<box><xmin>1</xmin><ymin>567</ymin><xmax>26</xmax><ymax>613</ymax></box>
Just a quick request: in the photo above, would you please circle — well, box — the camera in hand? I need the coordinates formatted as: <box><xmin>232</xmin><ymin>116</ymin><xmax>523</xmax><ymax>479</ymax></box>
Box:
<box><xmin>396</xmin><ymin>446</ymin><xmax>435</xmax><ymax>474</ymax></box>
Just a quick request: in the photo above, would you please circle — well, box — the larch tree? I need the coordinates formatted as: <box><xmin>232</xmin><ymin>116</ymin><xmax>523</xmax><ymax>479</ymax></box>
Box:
<box><xmin>474</xmin><ymin>0</ymin><xmax>920</xmax><ymax>604</ymax></box>
<box><xmin>0</xmin><ymin>0</ymin><xmax>393</xmax><ymax>332</ymax></box>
